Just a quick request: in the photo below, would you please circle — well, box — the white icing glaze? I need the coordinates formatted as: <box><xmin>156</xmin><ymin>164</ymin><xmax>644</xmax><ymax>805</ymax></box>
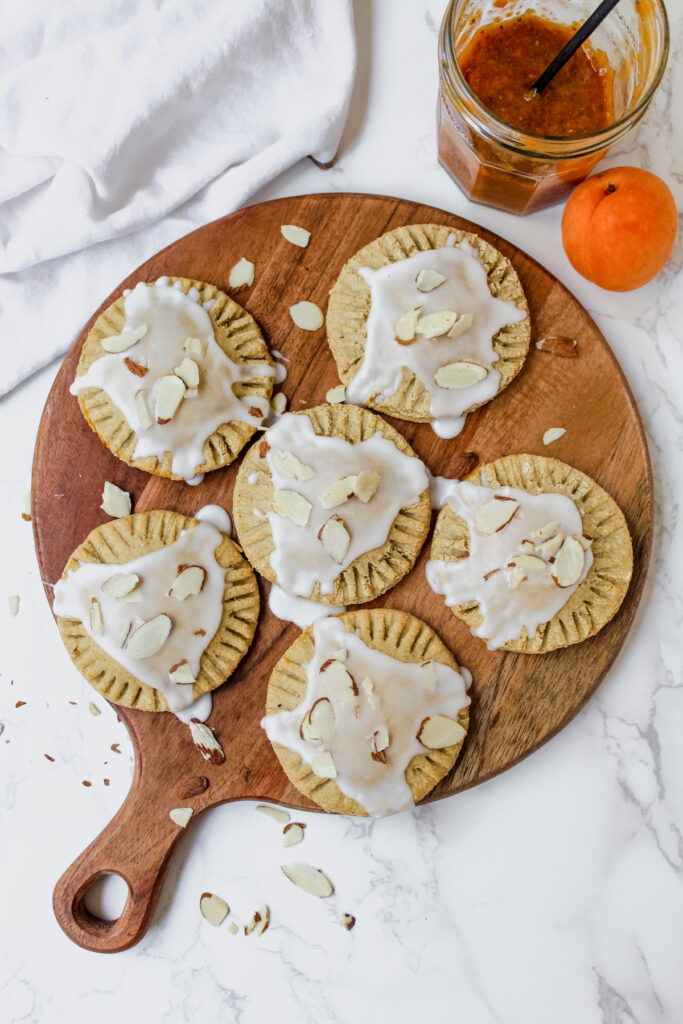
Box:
<box><xmin>271</xmin><ymin>350</ymin><xmax>289</xmax><ymax>362</ymax></box>
<box><xmin>173</xmin><ymin>691</ymin><xmax>212</xmax><ymax>724</ymax></box>
<box><xmin>426</xmin><ymin>480</ymin><xmax>593</xmax><ymax>650</ymax></box>
<box><xmin>268</xmin><ymin>584</ymin><xmax>346</xmax><ymax>629</ymax></box>
<box><xmin>273</xmin><ymin>362</ymin><xmax>288</xmax><ymax>385</ymax></box>
<box><xmin>71</xmin><ymin>280</ymin><xmax>275</xmax><ymax>482</ymax></box>
<box><xmin>347</xmin><ymin>238</ymin><xmax>526</xmax><ymax>437</ymax></box>
<box><xmin>427</xmin><ymin>470</ymin><xmax>463</xmax><ymax>509</ymax></box>
<box><xmin>261</xmin><ymin>616</ymin><xmax>471</xmax><ymax>816</ymax></box>
<box><xmin>53</xmin><ymin>521</ymin><xmax>228</xmax><ymax>712</ymax></box>
<box><xmin>186</xmin><ymin>473</ymin><xmax>205</xmax><ymax>487</ymax></box>
<box><xmin>265</xmin><ymin>413</ymin><xmax>429</xmax><ymax>597</ymax></box>
<box><xmin>195</xmin><ymin>504</ymin><xmax>232</xmax><ymax>537</ymax></box>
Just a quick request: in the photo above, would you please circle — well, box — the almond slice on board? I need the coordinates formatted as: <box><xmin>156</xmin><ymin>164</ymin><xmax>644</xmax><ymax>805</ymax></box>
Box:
<box><xmin>417</xmin><ymin>714</ymin><xmax>466</xmax><ymax>749</ymax></box>
<box><xmin>474</xmin><ymin>497</ymin><xmax>519</xmax><ymax>534</ymax></box>
<box><xmin>272</xmin><ymin>489</ymin><xmax>312</xmax><ymax>527</ymax></box>
<box><xmin>326</xmin><ymin>384</ymin><xmax>346</xmax><ymax>403</ymax></box>
<box><xmin>229</xmin><ymin>257</ymin><xmax>255</xmax><ymax>289</ymax></box>
<box><xmin>394</xmin><ymin>307</ymin><xmax>421</xmax><ymax>345</ymax></box>
<box><xmin>169</xmin><ymin>807</ymin><xmax>193</xmax><ymax>828</ymax></box>
<box><xmin>281</xmin><ymin>224</ymin><xmax>311</xmax><ymax>247</ymax></box>
<box><xmin>542</xmin><ymin>427</ymin><xmax>566</xmax><ymax>446</ymax></box>
<box><xmin>189</xmin><ymin>720</ymin><xmax>225</xmax><ymax>764</ymax></box>
<box><xmin>289</xmin><ymin>301</ymin><xmax>324</xmax><ymax>331</ymax></box>
<box><xmin>126</xmin><ymin>614</ymin><xmax>172</xmax><ymax>658</ymax></box>
<box><xmin>101</xmin><ymin>481</ymin><xmax>132</xmax><ymax>519</ymax></box>
<box><xmin>415</xmin><ymin>268</ymin><xmax>446</xmax><ymax>292</ymax></box>
<box><xmin>435</xmin><ymin>361</ymin><xmax>488</xmax><ymax>389</ymax></box>
<box><xmin>101</xmin><ymin>324</ymin><xmax>148</xmax><ymax>353</ymax></box>
<box><xmin>280</xmin><ymin>863</ymin><xmax>334</xmax><ymax>898</ymax></box>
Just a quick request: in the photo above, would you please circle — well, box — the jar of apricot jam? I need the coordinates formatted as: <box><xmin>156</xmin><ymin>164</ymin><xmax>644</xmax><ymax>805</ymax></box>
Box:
<box><xmin>438</xmin><ymin>0</ymin><xmax>669</xmax><ymax>214</ymax></box>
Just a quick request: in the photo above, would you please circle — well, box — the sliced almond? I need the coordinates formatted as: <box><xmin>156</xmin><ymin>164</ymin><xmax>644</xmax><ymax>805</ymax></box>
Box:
<box><xmin>101</xmin><ymin>481</ymin><xmax>132</xmax><ymax>519</ymax></box>
<box><xmin>576</xmin><ymin>533</ymin><xmax>593</xmax><ymax>551</ymax></box>
<box><xmin>415</xmin><ymin>268</ymin><xmax>446</xmax><ymax>292</ymax></box>
<box><xmin>22</xmin><ymin>490</ymin><xmax>32</xmax><ymax>521</ymax></box>
<box><xmin>101</xmin><ymin>572</ymin><xmax>140</xmax><ymax>599</ymax></box>
<box><xmin>300</xmin><ymin>697</ymin><xmax>336</xmax><ymax>745</ymax></box>
<box><xmin>101</xmin><ymin>324</ymin><xmax>148</xmax><ymax>353</ymax></box>
<box><xmin>112</xmin><ymin>621</ymin><xmax>131</xmax><ymax>649</ymax></box>
<box><xmin>280</xmin><ymin>863</ymin><xmax>334</xmax><ymax>898</ymax></box>
<box><xmin>371</xmin><ymin>725</ymin><xmax>390</xmax><ymax>763</ymax></box>
<box><xmin>417</xmin><ymin>714</ymin><xmax>466</xmax><ymax>749</ymax></box>
<box><xmin>416</xmin><ymin>310</ymin><xmax>458</xmax><ymax>338</ymax></box>
<box><xmin>474</xmin><ymin>497</ymin><xmax>519</xmax><ymax>535</ymax></box>
<box><xmin>200</xmin><ymin>892</ymin><xmax>229</xmax><ymax>927</ymax></box>
<box><xmin>189</xmin><ymin>720</ymin><xmax>225</xmax><ymax>764</ymax></box>
<box><xmin>353</xmin><ymin>469</ymin><xmax>380</xmax><ymax>503</ymax></box>
<box><xmin>326</xmin><ymin>384</ymin><xmax>346</xmax><ymax>403</ymax></box>
<box><xmin>169</xmin><ymin>565</ymin><xmax>206</xmax><ymax>601</ymax></box>
<box><xmin>552</xmin><ymin>536</ymin><xmax>585</xmax><ymax>588</ymax></box>
<box><xmin>283</xmin><ymin>822</ymin><xmax>306</xmax><ymax>847</ymax></box>
<box><xmin>361</xmin><ymin>676</ymin><xmax>379</xmax><ymax>710</ymax></box>
<box><xmin>508</xmin><ymin>566</ymin><xmax>527</xmax><ymax>588</ymax></box>
<box><xmin>124</xmin><ymin>356</ymin><xmax>148</xmax><ymax>377</ymax></box>
<box><xmin>228</xmin><ymin>922</ymin><xmax>239</xmax><ymax>935</ymax></box>
<box><xmin>289</xmin><ymin>301</ymin><xmax>324</xmax><ymax>331</ymax></box>
<box><xmin>320</xmin><ymin>475</ymin><xmax>356</xmax><ymax>510</ymax></box>
<box><xmin>435</xmin><ymin>360</ymin><xmax>488</xmax><ymax>389</ymax></box>
<box><xmin>169</xmin><ymin>807</ymin><xmax>193</xmax><ymax>828</ymax></box>
<box><xmin>332</xmin><ymin>648</ymin><xmax>347</xmax><ymax>662</ymax></box>
<box><xmin>88</xmin><ymin>702</ymin><xmax>101</xmax><ymax>716</ymax></box>
<box><xmin>394</xmin><ymin>307</ymin><xmax>421</xmax><ymax>345</ymax></box>
<box><xmin>271</xmin><ymin>450</ymin><xmax>316</xmax><ymax>481</ymax></box>
<box><xmin>271</xmin><ymin>392</ymin><xmax>287</xmax><ymax>415</ymax></box>
<box><xmin>126</xmin><ymin>614</ymin><xmax>172</xmax><ymax>658</ymax></box>
<box><xmin>281</xmin><ymin>224</ymin><xmax>311</xmax><ymax>247</ymax></box>
<box><xmin>537</xmin><ymin>532</ymin><xmax>564</xmax><ymax>558</ymax></box>
<box><xmin>6</xmin><ymin>595</ymin><xmax>18</xmax><ymax>617</ymax></box>
<box><xmin>542</xmin><ymin>427</ymin><xmax>566</xmax><ymax>446</ymax></box>
<box><xmin>342</xmin><ymin>913</ymin><xmax>356</xmax><ymax>931</ymax></box>
<box><xmin>229</xmin><ymin>257</ymin><xmax>255</xmax><ymax>289</ymax></box>
<box><xmin>447</xmin><ymin>312</ymin><xmax>474</xmax><ymax>339</ymax></box>
<box><xmin>272</xmin><ymin>489</ymin><xmax>312</xmax><ymax>526</ymax></box>
<box><xmin>135</xmin><ymin>389</ymin><xmax>154</xmax><ymax>431</ymax></box>
<box><xmin>420</xmin><ymin>661</ymin><xmax>436</xmax><ymax>693</ymax></box>
<box><xmin>311</xmin><ymin>750</ymin><xmax>337</xmax><ymax>778</ymax></box>
<box><xmin>509</xmin><ymin>554</ymin><xmax>547</xmax><ymax>574</ymax></box>
<box><xmin>535</xmin><ymin>335</ymin><xmax>578</xmax><ymax>358</ymax></box>
<box><xmin>520</xmin><ymin>539</ymin><xmax>535</xmax><ymax>553</ymax></box>
<box><xmin>320</xmin><ymin>660</ymin><xmax>358</xmax><ymax>702</ymax></box>
<box><xmin>245</xmin><ymin>905</ymin><xmax>270</xmax><ymax>936</ymax></box>
<box><xmin>173</xmin><ymin>357</ymin><xmax>200</xmax><ymax>388</ymax></box>
<box><xmin>90</xmin><ymin>598</ymin><xmax>104</xmax><ymax>636</ymax></box>
<box><xmin>118</xmin><ymin>588</ymin><xmax>143</xmax><ymax>604</ymax></box>
<box><xmin>169</xmin><ymin>660</ymin><xmax>196</xmax><ymax>685</ymax></box>
<box><xmin>184</xmin><ymin>336</ymin><xmax>207</xmax><ymax>357</ymax></box>
<box><xmin>256</xmin><ymin>805</ymin><xmax>290</xmax><ymax>825</ymax></box>
<box><xmin>319</xmin><ymin>515</ymin><xmax>350</xmax><ymax>564</ymax></box>
<box><xmin>155</xmin><ymin>374</ymin><xmax>185</xmax><ymax>424</ymax></box>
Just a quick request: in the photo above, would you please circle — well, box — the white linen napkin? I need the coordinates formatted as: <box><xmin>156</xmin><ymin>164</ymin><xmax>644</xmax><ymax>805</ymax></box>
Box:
<box><xmin>0</xmin><ymin>0</ymin><xmax>356</xmax><ymax>394</ymax></box>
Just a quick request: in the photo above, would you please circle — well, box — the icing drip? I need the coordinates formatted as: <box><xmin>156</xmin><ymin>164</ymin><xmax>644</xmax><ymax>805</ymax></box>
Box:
<box><xmin>268</xmin><ymin>584</ymin><xmax>346</xmax><ymax>629</ymax></box>
<box><xmin>265</xmin><ymin>413</ymin><xmax>429</xmax><ymax>597</ymax></box>
<box><xmin>53</xmin><ymin>521</ymin><xmax>227</xmax><ymax>712</ymax></box>
<box><xmin>426</xmin><ymin>480</ymin><xmax>593</xmax><ymax>649</ymax></box>
<box><xmin>347</xmin><ymin>237</ymin><xmax>526</xmax><ymax>437</ymax></box>
<box><xmin>195</xmin><ymin>504</ymin><xmax>232</xmax><ymax>536</ymax></box>
<box><xmin>262</xmin><ymin>616</ymin><xmax>471</xmax><ymax>816</ymax></box>
<box><xmin>71</xmin><ymin>280</ymin><xmax>275</xmax><ymax>482</ymax></box>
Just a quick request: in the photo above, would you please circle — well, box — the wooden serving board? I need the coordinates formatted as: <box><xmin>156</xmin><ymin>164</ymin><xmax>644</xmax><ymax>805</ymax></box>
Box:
<box><xmin>33</xmin><ymin>194</ymin><xmax>652</xmax><ymax>953</ymax></box>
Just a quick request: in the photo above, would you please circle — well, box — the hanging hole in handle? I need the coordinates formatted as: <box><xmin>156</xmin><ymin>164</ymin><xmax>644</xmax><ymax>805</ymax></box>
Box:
<box><xmin>77</xmin><ymin>871</ymin><xmax>131</xmax><ymax>929</ymax></box>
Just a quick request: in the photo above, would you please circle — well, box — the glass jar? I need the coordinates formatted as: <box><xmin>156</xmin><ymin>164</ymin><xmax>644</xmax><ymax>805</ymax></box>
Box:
<box><xmin>438</xmin><ymin>0</ymin><xmax>669</xmax><ymax>215</ymax></box>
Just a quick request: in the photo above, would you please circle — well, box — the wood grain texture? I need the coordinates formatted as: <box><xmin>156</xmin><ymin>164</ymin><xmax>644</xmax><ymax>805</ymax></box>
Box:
<box><xmin>32</xmin><ymin>194</ymin><xmax>652</xmax><ymax>952</ymax></box>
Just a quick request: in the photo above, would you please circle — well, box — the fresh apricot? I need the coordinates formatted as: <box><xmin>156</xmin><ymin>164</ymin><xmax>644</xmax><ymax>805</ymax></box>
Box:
<box><xmin>561</xmin><ymin>166</ymin><xmax>678</xmax><ymax>291</ymax></box>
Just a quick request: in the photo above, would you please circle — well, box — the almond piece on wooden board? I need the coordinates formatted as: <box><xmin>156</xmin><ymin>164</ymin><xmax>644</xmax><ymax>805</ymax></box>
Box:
<box><xmin>535</xmin><ymin>335</ymin><xmax>578</xmax><ymax>358</ymax></box>
<box><xmin>271</xmin><ymin>392</ymin><xmax>287</xmax><ymax>415</ymax></box>
<box><xmin>101</xmin><ymin>481</ymin><xmax>132</xmax><ymax>519</ymax></box>
<box><xmin>311</xmin><ymin>750</ymin><xmax>337</xmax><ymax>778</ymax></box>
<box><xmin>474</xmin><ymin>496</ymin><xmax>519</xmax><ymax>535</ymax></box>
<box><xmin>126</xmin><ymin>614</ymin><xmax>172</xmax><ymax>658</ymax></box>
<box><xmin>189</xmin><ymin>720</ymin><xmax>225</xmax><ymax>764</ymax></box>
<box><xmin>184</xmin><ymin>336</ymin><xmax>207</xmax><ymax>358</ymax></box>
<box><xmin>271</xmin><ymin>450</ymin><xmax>316</xmax><ymax>481</ymax></box>
<box><xmin>416</xmin><ymin>310</ymin><xmax>459</xmax><ymax>338</ymax></box>
<box><xmin>281</xmin><ymin>224</ymin><xmax>311</xmax><ymax>247</ymax></box>
<box><xmin>229</xmin><ymin>257</ymin><xmax>255</xmax><ymax>289</ymax></box>
<box><xmin>542</xmin><ymin>427</ymin><xmax>566</xmax><ymax>446</ymax></box>
<box><xmin>394</xmin><ymin>306</ymin><xmax>421</xmax><ymax>344</ymax></box>
<box><xmin>169</xmin><ymin>660</ymin><xmax>196</xmax><ymax>685</ymax></box>
<box><xmin>280</xmin><ymin>863</ymin><xmax>334</xmax><ymax>898</ymax></box>
<box><xmin>371</xmin><ymin>725</ymin><xmax>390</xmax><ymax>763</ymax></box>
<box><xmin>173</xmin><ymin>356</ymin><xmax>200</xmax><ymax>388</ymax></box>
<box><xmin>169</xmin><ymin>565</ymin><xmax>206</xmax><ymax>601</ymax></box>
<box><xmin>283</xmin><ymin>822</ymin><xmax>306</xmax><ymax>847</ymax></box>
<box><xmin>289</xmin><ymin>301</ymin><xmax>324</xmax><ymax>331</ymax></box>
<box><xmin>320</xmin><ymin>475</ymin><xmax>357</xmax><ymax>510</ymax></box>
<box><xmin>435</xmin><ymin>360</ymin><xmax>488</xmax><ymax>389</ymax></box>
<box><xmin>319</xmin><ymin>515</ymin><xmax>351</xmax><ymax>564</ymax></box>
<box><xmin>135</xmin><ymin>389</ymin><xmax>154</xmax><ymax>431</ymax></box>
<box><xmin>169</xmin><ymin>807</ymin><xmax>193</xmax><ymax>828</ymax></box>
<box><xmin>417</xmin><ymin>714</ymin><xmax>466</xmax><ymax>749</ymax></box>
<box><xmin>155</xmin><ymin>374</ymin><xmax>186</xmax><ymax>424</ymax></box>
<box><xmin>326</xmin><ymin>384</ymin><xmax>346</xmax><ymax>403</ymax></box>
<box><xmin>320</xmin><ymin>659</ymin><xmax>358</xmax><ymax>702</ymax></box>
<box><xmin>415</xmin><ymin>268</ymin><xmax>446</xmax><ymax>292</ymax></box>
<box><xmin>353</xmin><ymin>469</ymin><xmax>380</xmax><ymax>503</ymax></box>
<box><xmin>256</xmin><ymin>804</ymin><xmax>290</xmax><ymax>825</ymax></box>
<box><xmin>101</xmin><ymin>572</ymin><xmax>140</xmax><ymax>599</ymax></box>
<box><xmin>200</xmin><ymin>892</ymin><xmax>229</xmax><ymax>927</ymax></box>
<box><xmin>299</xmin><ymin>697</ymin><xmax>336</xmax><ymax>745</ymax></box>
<box><xmin>447</xmin><ymin>312</ymin><xmax>474</xmax><ymax>339</ymax></box>
<box><xmin>101</xmin><ymin>324</ymin><xmax>148</xmax><ymax>353</ymax></box>
<box><xmin>552</xmin><ymin>536</ymin><xmax>585</xmax><ymax>587</ymax></box>
<box><xmin>124</xmin><ymin>356</ymin><xmax>149</xmax><ymax>378</ymax></box>
<box><xmin>90</xmin><ymin>598</ymin><xmax>104</xmax><ymax>636</ymax></box>
<box><xmin>272</xmin><ymin>489</ymin><xmax>312</xmax><ymax>527</ymax></box>
<box><xmin>244</xmin><ymin>905</ymin><xmax>270</xmax><ymax>936</ymax></box>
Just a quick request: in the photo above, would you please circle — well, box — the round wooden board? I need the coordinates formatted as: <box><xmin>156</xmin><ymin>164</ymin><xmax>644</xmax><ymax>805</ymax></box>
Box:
<box><xmin>33</xmin><ymin>194</ymin><xmax>652</xmax><ymax>952</ymax></box>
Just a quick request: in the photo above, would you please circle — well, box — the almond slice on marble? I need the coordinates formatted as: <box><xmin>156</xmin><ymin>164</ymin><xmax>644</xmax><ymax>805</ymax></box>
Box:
<box><xmin>289</xmin><ymin>301</ymin><xmax>324</xmax><ymax>331</ymax></box>
<box><xmin>435</xmin><ymin>360</ymin><xmax>488</xmax><ymax>389</ymax></box>
<box><xmin>326</xmin><ymin>384</ymin><xmax>346</xmax><ymax>403</ymax></box>
<box><xmin>189</xmin><ymin>720</ymin><xmax>225</xmax><ymax>764</ymax></box>
<box><xmin>281</xmin><ymin>224</ymin><xmax>311</xmax><ymax>247</ymax></box>
<box><xmin>416</xmin><ymin>310</ymin><xmax>459</xmax><ymax>339</ymax></box>
<box><xmin>280</xmin><ymin>863</ymin><xmax>334</xmax><ymax>898</ymax></box>
<box><xmin>6</xmin><ymin>595</ymin><xmax>19</xmax><ymax>616</ymax></box>
<box><xmin>184</xmin><ymin>336</ymin><xmax>207</xmax><ymax>358</ymax></box>
<box><xmin>361</xmin><ymin>676</ymin><xmax>379</xmax><ymax>709</ymax></box>
<box><xmin>245</xmin><ymin>905</ymin><xmax>270</xmax><ymax>936</ymax></box>
<box><xmin>394</xmin><ymin>307</ymin><xmax>421</xmax><ymax>345</ymax></box>
<box><xmin>169</xmin><ymin>565</ymin><xmax>206</xmax><ymax>601</ymax></box>
<box><xmin>551</xmin><ymin>536</ymin><xmax>585</xmax><ymax>588</ymax></box>
<box><xmin>320</xmin><ymin>660</ymin><xmax>358</xmax><ymax>702</ymax></box>
<box><xmin>320</xmin><ymin>475</ymin><xmax>357</xmax><ymax>510</ymax></box>
<box><xmin>169</xmin><ymin>660</ymin><xmax>196</xmax><ymax>685</ymax></box>
<box><xmin>126</xmin><ymin>614</ymin><xmax>172</xmax><ymax>658</ymax></box>
<box><xmin>271</xmin><ymin>450</ymin><xmax>316</xmax><ymax>481</ymax></box>
<box><xmin>509</xmin><ymin>566</ymin><xmax>527</xmax><ymax>588</ymax></box>
<box><xmin>271</xmin><ymin>392</ymin><xmax>287</xmax><ymax>415</ymax></box>
<box><xmin>101</xmin><ymin>324</ymin><xmax>148</xmax><ymax>353</ymax></box>
<box><xmin>88</xmin><ymin>702</ymin><xmax>101</xmax><ymax>716</ymax></box>
<box><xmin>576</xmin><ymin>534</ymin><xmax>593</xmax><ymax>551</ymax></box>
<box><xmin>342</xmin><ymin>913</ymin><xmax>356</xmax><ymax>931</ymax></box>
<box><xmin>474</xmin><ymin>497</ymin><xmax>519</xmax><ymax>534</ymax></box>
<box><xmin>200</xmin><ymin>892</ymin><xmax>229</xmax><ymax>927</ymax></box>
<box><xmin>535</xmin><ymin>335</ymin><xmax>578</xmax><ymax>358</ymax></box>
<box><xmin>101</xmin><ymin>572</ymin><xmax>140</xmax><ymax>599</ymax></box>
<box><xmin>173</xmin><ymin>357</ymin><xmax>200</xmax><ymax>388</ymax></box>
<box><xmin>101</xmin><ymin>481</ymin><xmax>132</xmax><ymax>519</ymax></box>
<box><xmin>537</xmin><ymin>532</ymin><xmax>564</xmax><ymax>558</ymax></box>
<box><xmin>542</xmin><ymin>427</ymin><xmax>566</xmax><ymax>446</ymax></box>
<box><xmin>155</xmin><ymin>374</ymin><xmax>185</xmax><ymax>424</ymax></box>
<box><xmin>135</xmin><ymin>389</ymin><xmax>154</xmax><ymax>431</ymax></box>
<box><xmin>124</xmin><ymin>356</ymin><xmax>148</xmax><ymax>377</ymax></box>
<box><xmin>447</xmin><ymin>312</ymin><xmax>474</xmax><ymax>339</ymax></box>
<box><xmin>509</xmin><ymin>554</ymin><xmax>547</xmax><ymax>574</ymax></box>
<box><xmin>256</xmin><ymin>805</ymin><xmax>290</xmax><ymax>824</ymax></box>
<box><xmin>90</xmin><ymin>598</ymin><xmax>104</xmax><ymax>636</ymax></box>
<box><xmin>272</xmin><ymin>489</ymin><xmax>312</xmax><ymax>527</ymax></box>
<box><xmin>300</xmin><ymin>697</ymin><xmax>336</xmax><ymax>745</ymax></box>
<box><xmin>311</xmin><ymin>750</ymin><xmax>337</xmax><ymax>778</ymax></box>
<box><xmin>169</xmin><ymin>807</ymin><xmax>193</xmax><ymax>827</ymax></box>
<box><xmin>417</xmin><ymin>714</ymin><xmax>466</xmax><ymax>749</ymax></box>
<box><xmin>353</xmin><ymin>469</ymin><xmax>380</xmax><ymax>503</ymax></box>
<box><xmin>229</xmin><ymin>257</ymin><xmax>255</xmax><ymax>289</ymax></box>
<box><xmin>420</xmin><ymin>661</ymin><xmax>436</xmax><ymax>693</ymax></box>
<box><xmin>319</xmin><ymin>515</ymin><xmax>350</xmax><ymax>564</ymax></box>
<box><xmin>21</xmin><ymin>491</ymin><xmax>31</xmax><ymax>522</ymax></box>
<box><xmin>371</xmin><ymin>725</ymin><xmax>390</xmax><ymax>764</ymax></box>
<box><xmin>228</xmin><ymin>922</ymin><xmax>239</xmax><ymax>935</ymax></box>
<box><xmin>415</xmin><ymin>268</ymin><xmax>446</xmax><ymax>292</ymax></box>
<box><xmin>282</xmin><ymin>822</ymin><xmax>306</xmax><ymax>847</ymax></box>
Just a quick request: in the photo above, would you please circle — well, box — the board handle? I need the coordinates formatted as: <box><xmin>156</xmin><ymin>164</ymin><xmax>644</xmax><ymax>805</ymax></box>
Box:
<box><xmin>52</xmin><ymin>769</ymin><xmax>207</xmax><ymax>953</ymax></box>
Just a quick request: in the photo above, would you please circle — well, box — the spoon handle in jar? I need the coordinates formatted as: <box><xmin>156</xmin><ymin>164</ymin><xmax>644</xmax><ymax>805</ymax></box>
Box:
<box><xmin>531</xmin><ymin>0</ymin><xmax>622</xmax><ymax>94</ymax></box>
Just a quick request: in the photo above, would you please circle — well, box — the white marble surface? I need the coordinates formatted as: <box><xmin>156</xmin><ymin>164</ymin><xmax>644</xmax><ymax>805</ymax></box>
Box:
<box><xmin>1</xmin><ymin>1</ymin><xmax>682</xmax><ymax>1021</ymax></box>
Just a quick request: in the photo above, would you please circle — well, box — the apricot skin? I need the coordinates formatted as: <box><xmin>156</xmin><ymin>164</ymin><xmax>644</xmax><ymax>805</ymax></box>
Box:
<box><xmin>561</xmin><ymin>167</ymin><xmax>678</xmax><ymax>291</ymax></box>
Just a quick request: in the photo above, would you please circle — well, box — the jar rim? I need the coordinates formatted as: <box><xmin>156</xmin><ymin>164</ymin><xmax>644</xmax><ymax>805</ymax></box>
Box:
<box><xmin>439</xmin><ymin>0</ymin><xmax>670</xmax><ymax>156</ymax></box>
